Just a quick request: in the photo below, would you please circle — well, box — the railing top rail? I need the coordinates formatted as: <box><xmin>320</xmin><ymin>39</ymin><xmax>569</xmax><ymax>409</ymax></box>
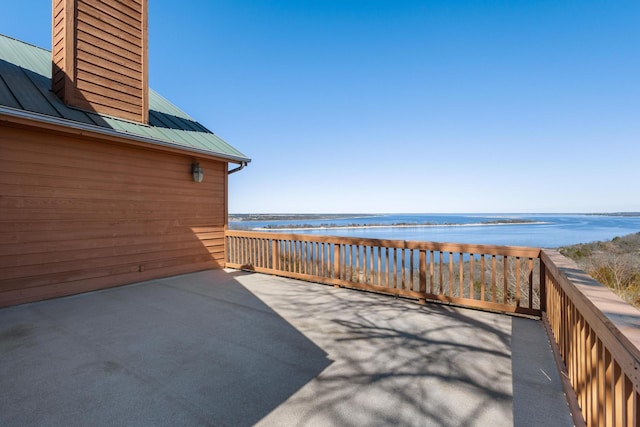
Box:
<box><xmin>541</xmin><ymin>248</ymin><xmax>640</xmax><ymax>365</ymax></box>
<box><xmin>225</xmin><ymin>229</ymin><xmax>541</xmax><ymax>258</ymax></box>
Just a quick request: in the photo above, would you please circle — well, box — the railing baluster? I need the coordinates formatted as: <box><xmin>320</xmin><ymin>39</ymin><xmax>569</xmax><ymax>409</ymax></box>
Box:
<box><xmin>348</xmin><ymin>244</ymin><xmax>353</xmax><ymax>281</ymax></box>
<box><xmin>581</xmin><ymin>312</ymin><xmax>588</xmax><ymax>413</ymax></box>
<box><xmin>341</xmin><ymin>244</ymin><xmax>346</xmax><ymax>280</ymax></box>
<box><xmin>364</xmin><ymin>246</ymin><xmax>369</xmax><ymax>284</ymax></box>
<box><xmin>376</xmin><ymin>247</ymin><xmax>381</xmax><ymax>286</ymax></box>
<box><xmin>438</xmin><ymin>251</ymin><xmax>443</xmax><ymax>295</ymax></box>
<box><xmin>271</xmin><ymin>239</ymin><xmax>276</xmax><ymax>270</ymax></box>
<box><xmin>448</xmin><ymin>252</ymin><xmax>453</xmax><ymax>297</ymax></box>
<box><xmin>590</xmin><ymin>327</ymin><xmax>597</xmax><ymax>425</ymax></box>
<box><xmin>252</xmin><ymin>238</ymin><xmax>257</xmax><ymax>267</ymax></box>
<box><xmin>516</xmin><ymin>257</ymin><xmax>521</xmax><ymax>307</ymax></box>
<box><xmin>240</xmin><ymin>236</ymin><xmax>243</xmax><ymax>265</ymax></box>
<box><xmin>254</xmin><ymin>238</ymin><xmax>258</xmax><ymax>267</ymax></box>
<box><xmin>599</xmin><ymin>340</ymin><xmax>607</xmax><ymax>426</ymax></box>
<box><xmin>242</xmin><ymin>237</ymin><xmax>246</xmax><ymax>266</ymax></box>
<box><xmin>491</xmin><ymin>255</ymin><xmax>497</xmax><ymax>303</ymax></box>
<box><xmin>313</xmin><ymin>241</ymin><xmax>317</xmax><ymax>275</ymax></box>
<box><xmin>429</xmin><ymin>251</ymin><xmax>435</xmax><ymax>294</ymax></box>
<box><xmin>305</xmin><ymin>240</ymin><xmax>310</xmax><ymax>275</ymax></box>
<box><xmin>528</xmin><ymin>258</ymin><xmax>534</xmax><ymax>309</ymax></box>
<box><xmin>370</xmin><ymin>246</ymin><xmax>375</xmax><ymax>284</ymax></box>
<box><xmin>351</xmin><ymin>245</ymin><xmax>357</xmax><ymax>282</ymax></box>
<box><xmin>280</xmin><ymin>240</ymin><xmax>285</xmax><ymax>271</ymax></box>
<box><xmin>293</xmin><ymin>241</ymin><xmax>298</xmax><ymax>273</ymax></box>
<box><xmin>614</xmin><ymin>361</ymin><xmax>623</xmax><ymax>426</ymax></box>
<box><xmin>263</xmin><ymin>238</ymin><xmax>267</xmax><ymax>268</ymax></box>
<box><xmin>624</xmin><ymin>376</ymin><xmax>633</xmax><ymax>426</ymax></box>
<box><xmin>286</xmin><ymin>240</ymin><xmax>291</xmax><ymax>272</ymax></box>
<box><xmin>291</xmin><ymin>240</ymin><xmax>295</xmax><ymax>272</ymax></box>
<box><xmin>365</xmin><ymin>246</ymin><xmax>369</xmax><ymax>284</ymax></box>
<box><xmin>310</xmin><ymin>242</ymin><xmax>315</xmax><ymax>276</ymax></box>
<box><xmin>386</xmin><ymin>247</ymin><xmax>391</xmax><ymax>288</ymax></box>
<box><xmin>469</xmin><ymin>254</ymin><xmax>475</xmax><ymax>300</ymax></box>
<box><xmin>480</xmin><ymin>254</ymin><xmax>486</xmax><ymax>301</ymax></box>
<box><xmin>503</xmin><ymin>256</ymin><xmax>508</xmax><ymax>304</ymax></box>
<box><xmin>299</xmin><ymin>241</ymin><xmax>304</xmax><ymax>274</ymax></box>
<box><xmin>401</xmin><ymin>248</ymin><xmax>406</xmax><ymax>290</ymax></box>
<box><xmin>409</xmin><ymin>249</ymin><xmax>415</xmax><ymax>292</ymax></box>
<box><xmin>393</xmin><ymin>248</ymin><xmax>398</xmax><ymax>289</ymax></box>
<box><xmin>459</xmin><ymin>252</ymin><xmax>464</xmax><ymax>298</ymax></box>
<box><xmin>336</xmin><ymin>243</ymin><xmax>340</xmax><ymax>279</ymax></box>
<box><xmin>419</xmin><ymin>250</ymin><xmax>426</xmax><ymax>294</ymax></box>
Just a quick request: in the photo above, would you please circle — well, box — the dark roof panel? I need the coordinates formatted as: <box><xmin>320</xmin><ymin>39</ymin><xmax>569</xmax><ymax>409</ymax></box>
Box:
<box><xmin>0</xmin><ymin>74</ymin><xmax>21</xmax><ymax>109</ymax></box>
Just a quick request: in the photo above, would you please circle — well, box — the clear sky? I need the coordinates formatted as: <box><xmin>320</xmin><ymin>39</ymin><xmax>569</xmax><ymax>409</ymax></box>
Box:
<box><xmin>2</xmin><ymin>1</ymin><xmax>639</xmax><ymax>213</ymax></box>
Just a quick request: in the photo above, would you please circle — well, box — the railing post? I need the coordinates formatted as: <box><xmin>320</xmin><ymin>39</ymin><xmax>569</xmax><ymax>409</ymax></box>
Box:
<box><xmin>271</xmin><ymin>239</ymin><xmax>278</xmax><ymax>271</ymax></box>
<box><xmin>225</xmin><ymin>234</ymin><xmax>230</xmax><ymax>267</ymax></box>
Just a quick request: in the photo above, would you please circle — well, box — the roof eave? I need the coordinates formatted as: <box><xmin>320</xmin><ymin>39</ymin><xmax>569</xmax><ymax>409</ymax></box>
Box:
<box><xmin>0</xmin><ymin>105</ymin><xmax>251</xmax><ymax>164</ymax></box>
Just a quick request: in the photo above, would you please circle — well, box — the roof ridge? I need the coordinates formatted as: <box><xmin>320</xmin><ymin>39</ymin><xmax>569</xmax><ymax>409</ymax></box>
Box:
<box><xmin>0</xmin><ymin>33</ymin><xmax>50</xmax><ymax>53</ymax></box>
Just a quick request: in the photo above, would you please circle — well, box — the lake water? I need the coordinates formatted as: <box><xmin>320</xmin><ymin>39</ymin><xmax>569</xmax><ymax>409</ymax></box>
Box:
<box><xmin>229</xmin><ymin>213</ymin><xmax>640</xmax><ymax>248</ymax></box>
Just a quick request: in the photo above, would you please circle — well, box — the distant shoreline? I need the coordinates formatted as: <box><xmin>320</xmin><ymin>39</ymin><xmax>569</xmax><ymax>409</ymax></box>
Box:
<box><xmin>230</xmin><ymin>212</ymin><xmax>640</xmax><ymax>223</ymax></box>
<box><xmin>229</xmin><ymin>213</ymin><xmax>381</xmax><ymax>222</ymax></box>
<box><xmin>588</xmin><ymin>212</ymin><xmax>640</xmax><ymax>217</ymax></box>
<box><xmin>252</xmin><ymin>219</ymin><xmax>546</xmax><ymax>232</ymax></box>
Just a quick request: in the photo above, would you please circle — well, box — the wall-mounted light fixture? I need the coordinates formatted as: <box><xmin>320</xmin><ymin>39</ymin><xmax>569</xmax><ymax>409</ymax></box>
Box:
<box><xmin>192</xmin><ymin>161</ymin><xmax>204</xmax><ymax>183</ymax></box>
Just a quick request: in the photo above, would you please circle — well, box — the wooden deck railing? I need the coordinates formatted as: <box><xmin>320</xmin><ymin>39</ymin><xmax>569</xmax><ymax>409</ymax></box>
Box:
<box><xmin>541</xmin><ymin>249</ymin><xmax>640</xmax><ymax>427</ymax></box>
<box><xmin>225</xmin><ymin>230</ymin><xmax>640</xmax><ymax>426</ymax></box>
<box><xmin>226</xmin><ymin>230</ymin><xmax>542</xmax><ymax>316</ymax></box>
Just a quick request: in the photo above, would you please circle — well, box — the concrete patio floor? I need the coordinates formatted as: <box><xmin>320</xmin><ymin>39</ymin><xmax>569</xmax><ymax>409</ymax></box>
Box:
<box><xmin>0</xmin><ymin>269</ymin><xmax>573</xmax><ymax>426</ymax></box>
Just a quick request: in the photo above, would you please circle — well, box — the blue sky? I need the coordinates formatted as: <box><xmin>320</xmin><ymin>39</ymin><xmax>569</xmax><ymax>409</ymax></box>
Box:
<box><xmin>3</xmin><ymin>1</ymin><xmax>639</xmax><ymax>213</ymax></box>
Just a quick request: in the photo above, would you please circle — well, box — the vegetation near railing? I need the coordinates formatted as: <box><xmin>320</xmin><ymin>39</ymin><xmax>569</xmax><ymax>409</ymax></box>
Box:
<box><xmin>542</xmin><ymin>249</ymin><xmax>640</xmax><ymax>427</ymax></box>
<box><xmin>225</xmin><ymin>230</ymin><xmax>542</xmax><ymax>316</ymax></box>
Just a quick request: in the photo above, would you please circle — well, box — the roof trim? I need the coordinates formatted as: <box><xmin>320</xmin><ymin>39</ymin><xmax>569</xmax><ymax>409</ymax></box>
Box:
<box><xmin>0</xmin><ymin>105</ymin><xmax>251</xmax><ymax>164</ymax></box>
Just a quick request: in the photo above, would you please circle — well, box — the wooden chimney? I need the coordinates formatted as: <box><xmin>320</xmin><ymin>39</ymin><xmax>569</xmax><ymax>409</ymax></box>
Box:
<box><xmin>52</xmin><ymin>0</ymin><xmax>148</xmax><ymax>123</ymax></box>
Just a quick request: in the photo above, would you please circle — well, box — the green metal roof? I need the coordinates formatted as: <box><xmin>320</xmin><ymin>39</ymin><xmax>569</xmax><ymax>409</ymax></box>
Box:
<box><xmin>0</xmin><ymin>34</ymin><xmax>250</xmax><ymax>163</ymax></box>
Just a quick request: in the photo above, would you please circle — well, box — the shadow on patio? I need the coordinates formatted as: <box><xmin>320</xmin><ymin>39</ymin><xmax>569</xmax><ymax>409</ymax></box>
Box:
<box><xmin>0</xmin><ymin>269</ymin><xmax>572</xmax><ymax>426</ymax></box>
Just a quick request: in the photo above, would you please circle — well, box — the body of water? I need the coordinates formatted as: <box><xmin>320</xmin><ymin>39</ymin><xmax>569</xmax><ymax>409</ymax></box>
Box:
<box><xmin>229</xmin><ymin>213</ymin><xmax>640</xmax><ymax>248</ymax></box>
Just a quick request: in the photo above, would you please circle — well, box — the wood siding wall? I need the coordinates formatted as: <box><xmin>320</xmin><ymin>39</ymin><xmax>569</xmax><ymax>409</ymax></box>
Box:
<box><xmin>52</xmin><ymin>0</ymin><xmax>148</xmax><ymax>123</ymax></box>
<box><xmin>0</xmin><ymin>124</ymin><xmax>226</xmax><ymax>307</ymax></box>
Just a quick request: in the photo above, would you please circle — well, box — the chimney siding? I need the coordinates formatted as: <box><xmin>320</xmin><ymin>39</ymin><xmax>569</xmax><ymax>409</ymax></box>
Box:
<box><xmin>52</xmin><ymin>0</ymin><xmax>148</xmax><ymax>123</ymax></box>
